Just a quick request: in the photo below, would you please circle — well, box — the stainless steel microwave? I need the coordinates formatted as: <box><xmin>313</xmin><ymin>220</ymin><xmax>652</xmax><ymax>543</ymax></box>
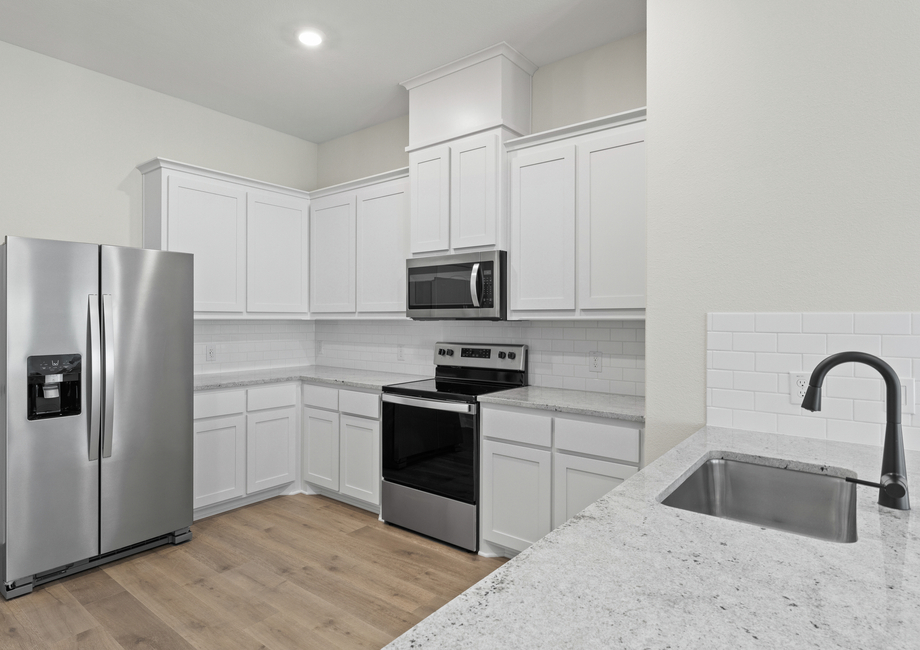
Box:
<box><xmin>406</xmin><ymin>251</ymin><xmax>506</xmax><ymax>320</ymax></box>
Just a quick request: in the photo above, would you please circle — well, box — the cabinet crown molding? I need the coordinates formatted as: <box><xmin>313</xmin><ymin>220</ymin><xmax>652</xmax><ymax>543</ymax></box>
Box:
<box><xmin>400</xmin><ymin>42</ymin><xmax>537</xmax><ymax>91</ymax></box>
<box><xmin>137</xmin><ymin>157</ymin><xmax>311</xmax><ymax>199</ymax></box>
<box><xmin>505</xmin><ymin>107</ymin><xmax>647</xmax><ymax>152</ymax></box>
<box><xmin>309</xmin><ymin>167</ymin><xmax>409</xmax><ymax>200</ymax></box>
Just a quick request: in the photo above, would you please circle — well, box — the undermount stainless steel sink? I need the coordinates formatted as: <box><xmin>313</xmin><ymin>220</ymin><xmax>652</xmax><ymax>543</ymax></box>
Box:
<box><xmin>662</xmin><ymin>458</ymin><xmax>858</xmax><ymax>543</ymax></box>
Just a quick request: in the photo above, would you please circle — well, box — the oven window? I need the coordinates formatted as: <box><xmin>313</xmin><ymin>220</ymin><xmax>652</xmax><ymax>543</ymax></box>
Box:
<box><xmin>407</xmin><ymin>264</ymin><xmax>478</xmax><ymax>310</ymax></box>
<box><xmin>382</xmin><ymin>402</ymin><xmax>477</xmax><ymax>504</ymax></box>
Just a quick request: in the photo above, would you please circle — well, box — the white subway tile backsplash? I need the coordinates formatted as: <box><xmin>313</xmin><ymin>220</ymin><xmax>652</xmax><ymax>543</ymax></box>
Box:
<box><xmin>708</xmin><ymin>312</ymin><xmax>918</xmax><ymax>449</ymax></box>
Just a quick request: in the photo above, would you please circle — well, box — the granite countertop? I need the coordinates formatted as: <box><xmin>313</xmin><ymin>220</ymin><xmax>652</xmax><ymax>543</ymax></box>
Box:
<box><xmin>385</xmin><ymin>426</ymin><xmax>920</xmax><ymax>649</ymax></box>
<box><xmin>193</xmin><ymin>365</ymin><xmax>428</xmax><ymax>391</ymax></box>
<box><xmin>479</xmin><ymin>386</ymin><xmax>645</xmax><ymax>423</ymax></box>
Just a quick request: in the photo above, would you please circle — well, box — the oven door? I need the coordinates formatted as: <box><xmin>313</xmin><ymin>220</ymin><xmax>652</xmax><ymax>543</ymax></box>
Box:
<box><xmin>381</xmin><ymin>394</ymin><xmax>478</xmax><ymax>505</ymax></box>
<box><xmin>406</xmin><ymin>251</ymin><xmax>505</xmax><ymax>320</ymax></box>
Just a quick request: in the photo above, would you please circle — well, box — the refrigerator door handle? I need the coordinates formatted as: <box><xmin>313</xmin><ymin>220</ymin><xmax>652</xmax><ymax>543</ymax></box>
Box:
<box><xmin>88</xmin><ymin>295</ymin><xmax>101</xmax><ymax>461</ymax></box>
<box><xmin>102</xmin><ymin>294</ymin><xmax>115</xmax><ymax>458</ymax></box>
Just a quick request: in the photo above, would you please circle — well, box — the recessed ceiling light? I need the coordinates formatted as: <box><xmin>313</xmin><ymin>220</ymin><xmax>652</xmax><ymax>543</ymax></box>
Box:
<box><xmin>298</xmin><ymin>30</ymin><xmax>323</xmax><ymax>47</ymax></box>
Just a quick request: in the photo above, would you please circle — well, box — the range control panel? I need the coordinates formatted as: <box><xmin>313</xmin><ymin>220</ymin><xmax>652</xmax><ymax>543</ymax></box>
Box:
<box><xmin>434</xmin><ymin>342</ymin><xmax>527</xmax><ymax>372</ymax></box>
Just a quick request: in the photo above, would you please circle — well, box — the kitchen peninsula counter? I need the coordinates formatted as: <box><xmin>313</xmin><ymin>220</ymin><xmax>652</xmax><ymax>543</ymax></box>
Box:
<box><xmin>193</xmin><ymin>365</ymin><xmax>427</xmax><ymax>391</ymax></box>
<box><xmin>385</xmin><ymin>426</ymin><xmax>920</xmax><ymax>649</ymax></box>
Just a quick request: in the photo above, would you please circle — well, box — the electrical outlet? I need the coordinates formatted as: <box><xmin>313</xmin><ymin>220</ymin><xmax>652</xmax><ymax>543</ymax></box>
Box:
<box><xmin>589</xmin><ymin>351</ymin><xmax>602</xmax><ymax>373</ymax></box>
<box><xmin>789</xmin><ymin>371</ymin><xmax>810</xmax><ymax>405</ymax></box>
<box><xmin>901</xmin><ymin>378</ymin><xmax>916</xmax><ymax>414</ymax></box>
<box><xmin>397</xmin><ymin>344</ymin><xmax>405</xmax><ymax>361</ymax></box>
<box><xmin>206</xmin><ymin>344</ymin><xmax>216</xmax><ymax>362</ymax></box>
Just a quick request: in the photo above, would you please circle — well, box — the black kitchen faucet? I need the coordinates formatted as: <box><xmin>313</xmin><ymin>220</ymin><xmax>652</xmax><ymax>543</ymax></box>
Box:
<box><xmin>801</xmin><ymin>351</ymin><xmax>910</xmax><ymax>510</ymax></box>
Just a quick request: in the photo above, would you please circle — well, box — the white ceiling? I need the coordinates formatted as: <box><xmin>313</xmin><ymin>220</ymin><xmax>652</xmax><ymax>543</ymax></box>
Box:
<box><xmin>0</xmin><ymin>0</ymin><xmax>646</xmax><ymax>143</ymax></box>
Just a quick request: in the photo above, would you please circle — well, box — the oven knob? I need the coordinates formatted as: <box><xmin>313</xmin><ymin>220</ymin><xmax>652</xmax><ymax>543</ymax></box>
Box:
<box><xmin>498</xmin><ymin>352</ymin><xmax>506</xmax><ymax>359</ymax></box>
<box><xmin>446</xmin><ymin>349</ymin><xmax>454</xmax><ymax>356</ymax></box>
<box><xmin>508</xmin><ymin>352</ymin><xmax>516</xmax><ymax>360</ymax></box>
<box><xmin>438</xmin><ymin>348</ymin><xmax>446</xmax><ymax>356</ymax></box>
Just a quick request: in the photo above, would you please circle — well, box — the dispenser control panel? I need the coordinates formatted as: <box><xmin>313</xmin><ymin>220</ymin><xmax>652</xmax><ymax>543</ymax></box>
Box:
<box><xmin>27</xmin><ymin>354</ymin><xmax>82</xmax><ymax>420</ymax></box>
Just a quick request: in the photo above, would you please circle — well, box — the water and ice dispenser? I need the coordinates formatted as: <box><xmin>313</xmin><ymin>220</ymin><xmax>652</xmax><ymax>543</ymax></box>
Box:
<box><xmin>27</xmin><ymin>354</ymin><xmax>82</xmax><ymax>419</ymax></box>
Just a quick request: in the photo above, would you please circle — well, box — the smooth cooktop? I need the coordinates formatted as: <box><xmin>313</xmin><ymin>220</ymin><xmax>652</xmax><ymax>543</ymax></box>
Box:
<box><xmin>383</xmin><ymin>378</ymin><xmax>515</xmax><ymax>402</ymax></box>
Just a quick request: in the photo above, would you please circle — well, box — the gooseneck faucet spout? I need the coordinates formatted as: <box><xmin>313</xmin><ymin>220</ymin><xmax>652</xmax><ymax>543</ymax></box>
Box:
<box><xmin>802</xmin><ymin>351</ymin><xmax>909</xmax><ymax>510</ymax></box>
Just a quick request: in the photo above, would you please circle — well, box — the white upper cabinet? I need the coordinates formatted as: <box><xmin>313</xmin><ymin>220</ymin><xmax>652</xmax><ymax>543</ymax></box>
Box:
<box><xmin>450</xmin><ymin>133</ymin><xmax>499</xmax><ymax>250</ymax></box>
<box><xmin>356</xmin><ymin>178</ymin><xmax>410</xmax><ymax>313</ymax></box>
<box><xmin>166</xmin><ymin>175</ymin><xmax>246</xmax><ymax>312</ymax></box>
<box><xmin>247</xmin><ymin>191</ymin><xmax>310</xmax><ymax>313</ymax></box>
<box><xmin>505</xmin><ymin>110</ymin><xmax>647</xmax><ymax>320</ymax></box>
<box><xmin>310</xmin><ymin>193</ymin><xmax>356</xmax><ymax>313</ymax></box>
<box><xmin>139</xmin><ymin>158</ymin><xmax>311</xmax><ymax>319</ymax></box>
<box><xmin>309</xmin><ymin>169</ymin><xmax>409</xmax><ymax>318</ymax></box>
<box><xmin>577</xmin><ymin>125</ymin><xmax>647</xmax><ymax>310</ymax></box>
<box><xmin>409</xmin><ymin>146</ymin><xmax>450</xmax><ymax>253</ymax></box>
<box><xmin>510</xmin><ymin>144</ymin><xmax>576</xmax><ymax>311</ymax></box>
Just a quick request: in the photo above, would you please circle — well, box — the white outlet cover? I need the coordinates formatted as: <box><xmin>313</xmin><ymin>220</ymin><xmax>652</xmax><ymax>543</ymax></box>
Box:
<box><xmin>589</xmin><ymin>351</ymin><xmax>602</xmax><ymax>372</ymax></box>
<box><xmin>901</xmin><ymin>378</ymin><xmax>915</xmax><ymax>414</ymax></box>
<box><xmin>789</xmin><ymin>371</ymin><xmax>812</xmax><ymax>405</ymax></box>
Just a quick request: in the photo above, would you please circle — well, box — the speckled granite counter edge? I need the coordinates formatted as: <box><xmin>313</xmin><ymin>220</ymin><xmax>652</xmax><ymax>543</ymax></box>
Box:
<box><xmin>193</xmin><ymin>366</ymin><xmax>428</xmax><ymax>392</ymax></box>
<box><xmin>478</xmin><ymin>389</ymin><xmax>645</xmax><ymax>423</ymax></box>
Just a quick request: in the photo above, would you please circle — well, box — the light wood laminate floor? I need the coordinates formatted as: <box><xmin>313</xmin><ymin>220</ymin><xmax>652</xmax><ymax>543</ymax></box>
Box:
<box><xmin>0</xmin><ymin>494</ymin><xmax>507</xmax><ymax>650</ymax></box>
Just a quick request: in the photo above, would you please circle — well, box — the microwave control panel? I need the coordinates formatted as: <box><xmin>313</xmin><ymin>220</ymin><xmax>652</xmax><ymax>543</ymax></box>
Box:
<box><xmin>481</xmin><ymin>265</ymin><xmax>494</xmax><ymax>308</ymax></box>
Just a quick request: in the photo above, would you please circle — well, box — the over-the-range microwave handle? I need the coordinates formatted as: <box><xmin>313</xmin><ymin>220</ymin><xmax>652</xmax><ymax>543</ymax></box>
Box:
<box><xmin>382</xmin><ymin>393</ymin><xmax>478</xmax><ymax>414</ymax></box>
<box><xmin>88</xmin><ymin>295</ymin><xmax>101</xmax><ymax>461</ymax></box>
<box><xmin>102</xmin><ymin>294</ymin><xmax>115</xmax><ymax>458</ymax></box>
<box><xmin>470</xmin><ymin>262</ymin><xmax>481</xmax><ymax>307</ymax></box>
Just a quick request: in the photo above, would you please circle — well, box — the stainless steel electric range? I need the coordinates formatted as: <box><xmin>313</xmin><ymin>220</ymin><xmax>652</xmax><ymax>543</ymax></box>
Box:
<box><xmin>380</xmin><ymin>342</ymin><xmax>527</xmax><ymax>552</ymax></box>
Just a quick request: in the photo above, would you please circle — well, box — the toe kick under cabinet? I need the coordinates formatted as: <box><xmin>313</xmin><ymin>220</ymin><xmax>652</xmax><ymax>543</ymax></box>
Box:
<box><xmin>481</xmin><ymin>404</ymin><xmax>641</xmax><ymax>555</ymax></box>
<box><xmin>192</xmin><ymin>383</ymin><xmax>299</xmax><ymax>518</ymax></box>
<box><xmin>302</xmin><ymin>383</ymin><xmax>381</xmax><ymax>511</ymax></box>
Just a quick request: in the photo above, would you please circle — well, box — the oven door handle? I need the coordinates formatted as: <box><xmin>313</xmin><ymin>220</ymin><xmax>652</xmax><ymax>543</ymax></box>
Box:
<box><xmin>383</xmin><ymin>393</ymin><xmax>478</xmax><ymax>414</ymax></box>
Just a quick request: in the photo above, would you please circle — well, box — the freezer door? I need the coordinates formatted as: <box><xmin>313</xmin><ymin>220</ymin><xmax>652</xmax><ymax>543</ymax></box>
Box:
<box><xmin>99</xmin><ymin>245</ymin><xmax>193</xmax><ymax>554</ymax></box>
<box><xmin>4</xmin><ymin>237</ymin><xmax>101</xmax><ymax>581</ymax></box>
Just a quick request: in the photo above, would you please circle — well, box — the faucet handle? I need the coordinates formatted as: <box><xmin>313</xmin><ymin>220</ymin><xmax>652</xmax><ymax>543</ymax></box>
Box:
<box><xmin>880</xmin><ymin>473</ymin><xmax>908</xmax><ymax>500</ymax></box>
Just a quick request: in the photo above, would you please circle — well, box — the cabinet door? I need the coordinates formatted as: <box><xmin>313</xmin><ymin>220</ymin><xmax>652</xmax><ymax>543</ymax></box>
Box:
<box><xmin>193</xmin><ymin>414</ymin><xmax>246</xmax><ymax>509</ymax></box>
<box><xmin>577</xmin><ymin>125</ymin><xmax>647</xmax><ymax>309</ymax></box>
<box><xmin>482</xmin><ymin>439</ymin><xmax>552</xmax><ymax>553</ymax></box>
<box><xmin>356</xmin><ymin>179</ymin><xmax>409</xmax><ymax>313</ymax></box>
<box><xmin>167</xmin><ymin>175</ymin><xmax>246</xmax><ymax>312</ymax></box>
<box><xmin>450</xmin><ymin>133</ymin><xmax>497</xmax><ymax>249</ymax></box>
<box><xmin>510</xmin><ymin>145</ymin><xmax>576</xmax><ymax>311</ymax></box>
<box><xmin>303</xmin><ymin>407</ymin><xmax>340</xmax><ymax>491</ymax></box>
<box><xmin>247</xmin><ymin>191</ymin><xmax>310</xmax><ymax>313</ymax></box>
<box><xmin>553</xmin><ymin>454</ymin><xmax>637</xmax><ymax>529</ymax></box>
<box><xmin>339</xmin><ymin>415</ymin><xmax>381</xmax><ymax>505</ymax></box>
<box><xmin>310</xmin><ymin>193</ymin><xmax>356</xmax><ymax>312</ymax></box>
<box><xmin>246</xmin><ymin>406</ymin><xmax>296</xmax><ymax>494</ymax></box>
<box><xmin>409</xmin><ymin>145</ymin><xmax>450</xmax><ymax>253</ymax></box>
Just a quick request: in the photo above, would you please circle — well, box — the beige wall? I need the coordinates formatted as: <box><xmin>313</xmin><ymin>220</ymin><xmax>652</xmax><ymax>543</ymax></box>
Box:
<box><xmin>645</xmin><ymin>1</ymin><xmax>920</xmax><ymax>462</ymax></box>
<box><xmin>532</xmin><ymin>31</ymin><xmax>647</xmax><ymax>133</ymax></box>
<box><xmin>315</xmin><ymin>115</ymin><xmax>410</xmax><ymax>189</ymax></box>
<box><xmin>0</xmin><ymin>40</ymin><xmax>318</xmax><ymax>248</ymax></box>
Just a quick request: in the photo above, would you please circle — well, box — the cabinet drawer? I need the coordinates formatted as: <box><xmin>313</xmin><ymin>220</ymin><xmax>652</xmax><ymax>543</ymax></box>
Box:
<box><xmin>339</xmin><ymin>390</ymin><xmax>379</xmax><ymax>419</ymax></box>
<box><xmin>554</xmin><ymin>417</ymin><xmax>640</xmax><ymax>463</ymax></box>
<box><xmin>247</xmin><ymin>383</ymin><xmax>297</xmax><ymax>412</ymax></box>
<box><xmin>194</xmin><ymin>389</ymin><xmax>245</xmax><ymax>419</ymax></box>
<box><xmin>303</xmin><ymin>383</ymin><xmax>338</xmax><ymax>411</ymax></box>
<box><xmin>482</xmin><ymin>406</ymin><xmax>552</xmax><ymax>448</ymax></box>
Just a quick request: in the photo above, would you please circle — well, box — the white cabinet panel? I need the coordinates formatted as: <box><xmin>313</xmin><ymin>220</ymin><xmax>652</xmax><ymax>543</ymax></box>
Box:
<box><xmin>553</xmin><ymin>417</ymin><xmax>641</xmax><ymax>464</ymax></box>
<box><xmin>339</xmin><ymin>415</ymin><xmax>381</xmax><ymax>506</ymax></box>
<box><xmin>193</xmin><ymin>414</ymin><xmax>246</xmax><ymax>509</ymax></box>
<box><xmin>510</xmin><ymin>145</ymin><xmax>576</xmax><ymax>311</ymax></box>
<box><xmin>482</xmin><ymin>439</ymin><xmax>552</xmax><ymax>553</ymax></box>
<box><xmin>577</xmin><ymin>126</ymin><xmax>647</xmax><ymax>310</ymax></box>
<box><xmin>552</xmin><ymin>454</ymin><xmax>637</xmax><ymax>529</ymax></box>
<box><xmin>167</xmin><ymin>175</ymin><xmax>246</xmax><ymax>312</ymax></box>
<box><xmin>339</xmin><ymin>390</ymin><xmax>379</xmax><ymax>419</ymax></box>
<box><xmin>482</xmin><ymin>406</ymin><xmax>551</xmax><ymax>447</ymax></box>
<box><xmin>303</xmin><ymin>384</ymin><xmax>338</xmax><ymax>411</ymax></box>
<box><xmin>450</xmin><ymin>133</ymin><xmax>498</xmax><ymax>249</ymax></box>
<box><xmin>247</xmin><ymin>407</ymin><xmax>296</xmax><ymax>494</ymax></box>
<box><xmin>303</xmin><ymin>406</ymin><xmax>340</xmax><ymax>491</ymax></box>
<box><xmin>247</xmin><ymin>383</ymin><xmax>297</xmax><ymax>412</ymax></box>
<box><xmin>409</xmin><ymin>146</ymin><xmax>450</xmax><ymax>253</ymax></box>
<box><xmin>356</xmin><ymin>179</ymin><xmax>410</xmax><ymax>313</ymax></box>
<box><xmin>247</xmin><ymin>191</ymin><xmax>310</xmax><ymax>313</ymax></box>
<box><xmin>310</xmin><ymin>194</ymin><xmax>356</xmax><ymax>312</ymax></box>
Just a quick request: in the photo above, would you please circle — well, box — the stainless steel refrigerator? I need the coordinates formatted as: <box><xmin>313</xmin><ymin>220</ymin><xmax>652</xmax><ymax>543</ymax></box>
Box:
<box><xmin>0</xmin><ymin>236</ymin><xmax>193</xmax><ymax>599</ymax></box>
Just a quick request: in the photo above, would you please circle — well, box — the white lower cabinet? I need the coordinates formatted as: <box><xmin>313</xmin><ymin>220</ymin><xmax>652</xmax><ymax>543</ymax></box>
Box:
<box><xmin>482</xmin><ymin>439</ymin><xmax>552</xmax><ymax>553</ymax></box>
<box><xmin>481</xmin><ymin>404</ymin><xmax>642</xmax><ymax>555</ymax></box>
<box><xmin>302</xmin><ymin>384</ymin><xmax>381</xmax><ymax>510</ymax></box>
<box><xmin>193</xmin><ymin>414</ymin><xmax>246</xmax><ymax>509</ymax></box>
<box><xmin>247</xmin><ymin>406</ymin><xmax>297</xmax><ymax>493</ymax></box>
<box><xmin>192</xmin><ymin>383</ymin><xmax>299</xmax><ymax>517</ymax></box>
